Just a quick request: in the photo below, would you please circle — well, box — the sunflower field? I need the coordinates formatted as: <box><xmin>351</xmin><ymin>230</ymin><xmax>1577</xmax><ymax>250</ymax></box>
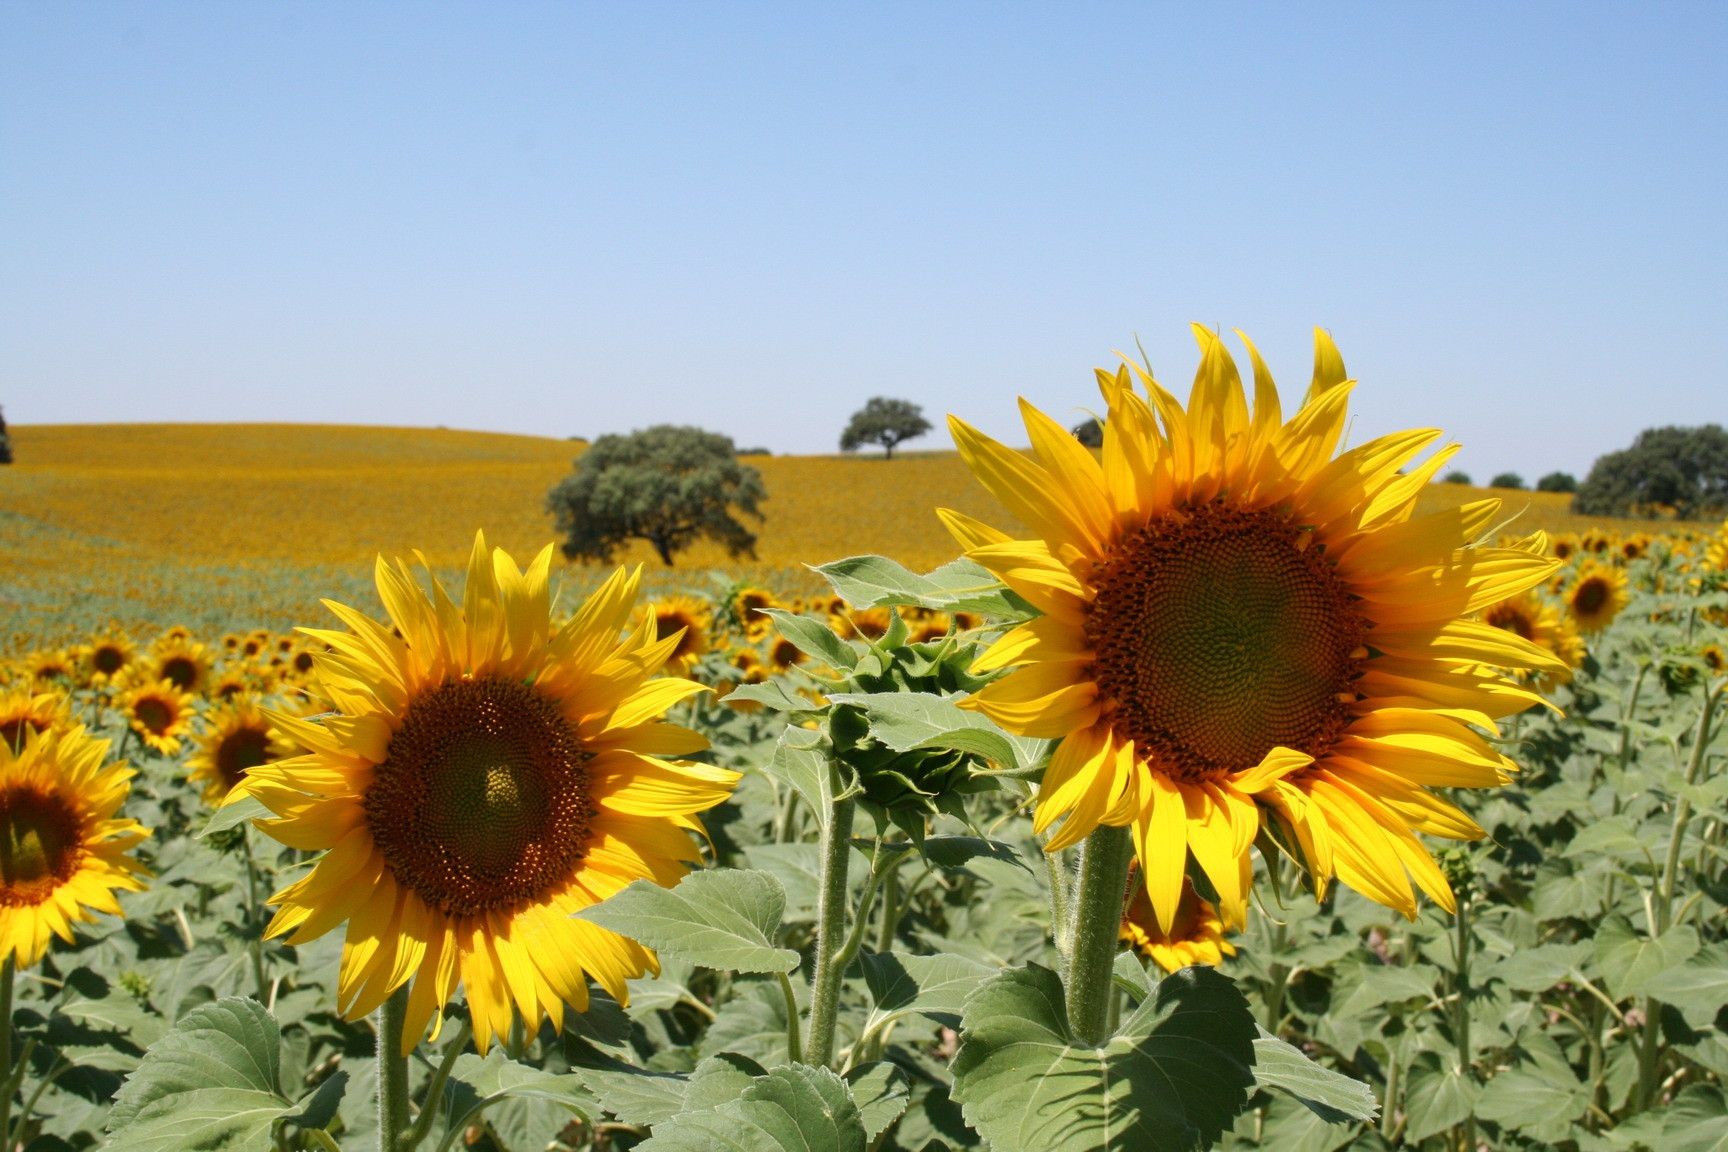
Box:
<box><xmin>1</xmin><ymin>330</ymin><xmax>1726</xmax><ymax>1152</ymax></box>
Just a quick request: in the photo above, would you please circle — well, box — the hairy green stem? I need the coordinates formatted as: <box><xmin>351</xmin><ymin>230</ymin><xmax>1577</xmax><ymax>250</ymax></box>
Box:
<box><xmin>240</xmin><ymin>826</ymin><xmax>269</xmax><ymax>1003</ymax></box>
<box><xmin>1047</xmin><ymin>846</ymin><xmax>1076</xmax><ymax>981</ymax></box>
<box><xmin>0</xmin><ymin>956</ymin><xmax>13</xmax><ymax>1145</ymax></box>
<box><xmin>1453</xmin><ymin>891</ymin><xmax>1476</xmax><ymax>1150</ymax></box>
<box><xmin>1639</xmin><ymin>682</ymin><xmax>1722</xmax><ymax>1111</ymax></box>
<box><xmin>1065</xmin><ymin>825</ymin><xmax>1134</xmax><ymax>1047</ymax></box>
<box><xmin>776</xmin><ymin>972</ymin><xmax>804</xmax><ymax>1065</ymax></box>
<box><xmin>875</xmin><ymin>863</ymin><xmax>901</xmax><ymax>954</ymax></box>
<box><xmin>376</xmin><ymin>986</ymin><xmax>412</xmax><ymax>1152</ymax></box>
<box><xmin>400</xmin><ymin>1019</ymin><xmax>472</xmax><ymax>1152</ymax></box>
<box><xmin>805</xmin><ymin>782</ymin><xmax>856</xmax><ymax>1068</ymax></box>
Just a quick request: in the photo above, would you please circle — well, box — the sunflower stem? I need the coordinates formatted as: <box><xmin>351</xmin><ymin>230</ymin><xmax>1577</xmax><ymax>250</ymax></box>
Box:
<box><xmin>1047</xmin><ymin>845</ymin><xmax>1076</xmax><ymax>981</ymax></box>
<box><xmin>1638</xmin><ymin>681</ymin><xmax>1723</xmax><ymax>1112</ymax></box>
<box><xmin>376</xmin><ymin>986</ymin><xmax>412</xmax><ymax>1152</ymax></box>
<box><xmin>1065</xmin><ymin>825</ymin><xmax>1134</xmax><ymax>1047</ymax></box>
<box><xmin>239</xmin><ymin>825</ymin><xmax>269</xmax><ymax>1004</ymax></box>
<box><xmin>0</xmin><ymin>956</ymin><xmax>13</xmax><ymax>1145</ymax></box>
<box><xmin>805</xmin><ymin>780</ymin><xmax>856</xmax><ymax>1068</ymax></box>
<box><xmin>401</xmin><ymin>1018</ymin><xmax>472</xmax><ymax>1152</ymax></box>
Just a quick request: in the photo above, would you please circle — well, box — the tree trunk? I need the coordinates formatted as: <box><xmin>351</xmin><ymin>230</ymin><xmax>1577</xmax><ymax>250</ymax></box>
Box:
<box><xmin>883</xmin><ymin>443</ymin><xmax>894</xmax><ymax>461</ymax></box>
<box><xmin>652</xmin><ymin>537</ymin><xmax>677</xmax><ymax>566</ymax></box>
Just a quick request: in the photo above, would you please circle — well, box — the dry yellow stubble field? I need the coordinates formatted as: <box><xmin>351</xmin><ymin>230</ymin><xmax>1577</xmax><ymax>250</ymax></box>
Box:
<box><xmin>0</xmin><ymin>422</ymin><xmax>1685</xmax><ymax>649</ymax></box>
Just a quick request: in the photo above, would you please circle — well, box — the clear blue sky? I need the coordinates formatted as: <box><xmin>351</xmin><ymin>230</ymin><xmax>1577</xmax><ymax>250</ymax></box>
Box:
<box><xmin>4</xmin><ymin>2</ymin><xmax>1724</xmax><ymax>479</ymax></box>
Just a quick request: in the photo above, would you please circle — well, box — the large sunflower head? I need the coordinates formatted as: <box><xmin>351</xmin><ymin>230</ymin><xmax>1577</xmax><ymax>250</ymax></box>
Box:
<box><xmin>1566</xmin><ymin>561</ymin><xmax>1629</xmax><ymax>634</ymax></box>
<box><xmin>0</xmin><ymin>688</ymin><xmax>72</xmax><ymax>754</ymax></box>
<box><xmin>238</xmin><ymin>533</ymin><xmax>739</xmax><ymax>1054</ymax></box>
<box><xmin>942</xmin><ymin>327</ymin><xmax>1562</xmax><ymax>932</ymax></box>
<box><xmin>0</xmin><ymin>725</ymin><xmax>150</xmax><ymax>968</ymax></box>
<box><xmin>121</xmin><ymin>678</ymin><xmax>197</xmax><ymax>756</ymax></box>
<box><xmin>1120</xmin><ymin>874</ymin><xmax>1236</xmax><ymax>974</ymax></box>
<box><xmin>148</xmin><ymin>636</ymin><xmax>213</xmax><ymax>695</ymax></box>
<box><xmin>187</xmin><ymin>700</ymin><xmax>288</xmax><ymax>806</ymax></box>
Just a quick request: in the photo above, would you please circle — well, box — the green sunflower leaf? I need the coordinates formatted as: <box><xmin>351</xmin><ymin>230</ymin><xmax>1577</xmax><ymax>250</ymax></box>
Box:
<box><xmin>760</xmin><ymin>607</ymin><xmax>857</xmax><ymax>669</ymax></box>
<box><xmin>951</xmin><ymin>963</ymin><xmax>1257</xmax><ymax>1151</ymax></box>
<box><xmin>1250</xmin><ymin>1028</ymin><xmax>1378</xmax><ymax>1123</ymax></box>
<box><xmin>104</xmin><ymin>997</ymin><xmax>288</xmax><ymax>1151</ymax></box>
<box><xmin>814</xmin><ymin>554</ymin><xmax>1033</xmax><ymax>619</ymax></box>
<box><xmin>636</xmin><ymin>1062</ymin><xmax>868</xmax><ymax>1152</ymax></box>
<box><xmin>575</xmin><ymin>869</ymin><xmax>801</xmax><ymax>975</ymax></box>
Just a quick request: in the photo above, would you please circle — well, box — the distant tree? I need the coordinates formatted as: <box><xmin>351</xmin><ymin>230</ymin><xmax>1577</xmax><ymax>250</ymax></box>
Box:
<box><xmin>1536</xmin><ymin>471</ymin><xmax>1578</xmax><ymax>493</ymax></box>
<box><xmin>546</xmin><ymin>425</ymin><xmax>766</xmax><ymax>566</ymax></box>
<box><xmin>1574</xmin><ymin>425</ymin><xmax>1728</xmax><ymax>519</ymax></box>
<box><xmin>735</xmin><ymin>446</ymin><xmax>772</xmax><ymax>457</ymax></box>
<box><xmin>1490</xmin><ymin>472</ymin><xmax>1525</xmax><ymax>490</ymax></box>
<box><xmin>1071</xmin><ymin>417</ymin><xmax>1103</xmax><ymax>448</ymax></box>
<box><xmin>839</xmin><ymin>397</ymin><xmax>931</xmax><ymax>460</ymax></box>
<box><xmin>1442</xmin><ymin>470</ymin><xmax>1472</xmax><ymax>485</ymax></box>
<box><xmin>0</xmin><ymin>406</ymin><xmax>10</xmax><ymax>465</ymax></box>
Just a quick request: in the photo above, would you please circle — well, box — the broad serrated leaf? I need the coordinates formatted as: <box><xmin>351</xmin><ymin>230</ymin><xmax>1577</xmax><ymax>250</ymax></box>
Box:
<box><xmin>281</xmin><ymin>1069</ymin><xmax>348</xmax><ymax>1132</ymax></box>
<box><xmin>825</xmin><ymin>691</ymin><xmax>1049</xmax><ymax>776</ymax></box>
<box><xmin>108</xmin><ymin>1088</ymin><xmax>290</xmax><ymax>1151</ymax></box>
<box><xmin>55</xmin><ymin>994</ymin><xmax>167</xmax><ymax>1048</ymax></box>
<box><xmin>918</xmin><ymin>834</ymin><xmax>1029</xmax><ymax>874</ymax></box>
<box><xmin>951</xmin><ymin>964</ymin><xmax>1256</xmax><ymax>1151</ymax></box>
<box><xmin>760</xmin><ymin>729</ymin><xmax>842</xmax><ymax>833</ymax></box>
<box><xmin>197</xmin><ymin>794</ymin><xmax>270</xmax><ymax>838</ymax></box>
<box><xmin>578</xmin><ymin>1061</ymin><xmax>693</xmax><ymax>1127</ymax></box>
<box><xmin>814</xmin><ymin>555</ymin><xmax>1030</xmax><ymax>618</ymax></box>
<box><xmin>1480</xmin><ymin>941</ymin><xmax>1592</xmax><ymax>993</ymax></box>
<box><xmin>761</xmin><ymin>608</ymin><xmax>858</xmax><ymax>669</ymax></box>
<box><xmin>106</xmin><ymin>998</ymin><xmax>288</xmax><ymax>1150</ymax></box>
<box><xmin>860</xmin><ymin>950</ymin><xmax>997</xmax><ymax>1028</ymax></box>
<box><xmin>844</xmin><ymin>1062</ymin><xmax>910</xmax><ymax>1141</ymax></box>
<box><xmin>637</xmin><ymin>1063</ymin><xmax>868</xmax><ymax>1152</ymax></box>
<box><xmin>1642</xmin><ymin>943</ymin><xmax>1728</xmax><ymax>1027</ymax></box>
<box><xmin>108</xmin><ymin>997</ymin><xmax>283</xmax><ymax>1133</ymax></box>
<box><xmin>442</xmin><ymin>1049</ymin><xmax>595</xmax><ymax>1147</ymax></box>
<box><xmin>576</xmin><ymin>870</ymin><xmax>799</xmax><ymax>974</ymax></box>
<box><xmin>1594</xmin><ymin>916</ymin><xmax>1700</xmax><ymax>1000</ymax></box>
<box><xmin>1251</xmin><ymin>1029</ymin><xmax>1377</xmax><ymax>1123</ymax></box>
<box><xmin>1658</xmin><ymin>1084</ymin><xmax>1728</xmax><ymax>1152</ymax></box>
<box><xmin>724</xmin><ymin>679</ymin><xmax>823</xmax><ymax>713</ymax></box>
<box><xmin>1401</xmin><ymin>1061</ymin><xmax>1480</xmax><ymax>1144</ymax></box>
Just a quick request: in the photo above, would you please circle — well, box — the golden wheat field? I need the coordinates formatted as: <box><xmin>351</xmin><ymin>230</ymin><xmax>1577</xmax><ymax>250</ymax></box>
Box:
<box><xmin>0</xmin><ymin>421</ymin><xmax>1692</xmax><ymax>650</ymax></box>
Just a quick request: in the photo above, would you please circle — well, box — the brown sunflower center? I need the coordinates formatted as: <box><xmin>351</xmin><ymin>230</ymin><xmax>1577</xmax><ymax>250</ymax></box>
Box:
<box><xmin>134</xmin><ymin>698</ymin><xmax>174</xmax><ymax>735</ymax></box>
<box><xmin>93</xmin><ymin>645</ymin><xmax>126</xmax><ymax>675</ymax></box>
<box><xmin>0</xmin><ymin>788</ymin><xmax>82</xmax><ymax>906</ymax></box>
<box><xmin>1573</xmin><ymin>579</ymin><xmax>1609</xmax><ymax>615</ymax></box>
<box><xmin>159</xmin><ymin>656</ymin><xmax>199</xmax><ymax>689</ymax></box>
<box><xmin>658</xmin><ymin>612</ymin><xmax>703</xmax><ymax>660</ymax></box>
<box><xmin>216</xmin><ymin>726</ymin><xmax>275</xmax><ymax>789</ymax></box>
<box><xmin>1</xmin><ymin>716</ymin><xmax>48</xmax><ymax>753</ymax></box>
<box><xmin>1085</xmin><ymin>503</ymin><xmax>1367</xmax><ymax>783</ymax></box>
<box><xmin>1484</xmin><ymin>601</ymin><xmax>1536</xmax><ymax>640</ymax></box>
<box><xmin>364</xmin><ymin>677</ymin><xmax>594</xmax><ymax>917</ymax></box>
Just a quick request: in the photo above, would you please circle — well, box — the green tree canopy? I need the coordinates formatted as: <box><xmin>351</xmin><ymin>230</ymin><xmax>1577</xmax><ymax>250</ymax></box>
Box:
<box><xmin>1490</xmin><ymin>472</ymin><xmax>1525</xmax><ymax>490</ymax></box>
<box><xmin>546</xmin><ymin>425</ymin><xmax>766</xmax><ymax>566</ymax></box>
<box><xmin>1442</xmin><ymin>470</ymin><xmax>1472</xmax><ymax>485</ymax></box>
<box><xmin>1071</xmin><ymin>417</ymin><xmax>1103</xmax><ymax>448</ymax></box>
<box><xmin>1573</xmin><ymin>424</ymin><xmax>1728</xmax><ymax>519</ymax></box>
<box><xmin>1536</xmin><ymin>471</ymin><xmax>1578</xmax><ymax>493</ymax></box>
<box><xmin>0</xmin><ymin>405</ymin><xmax>11</xmax><ymax>465</ymax></box>
<box><xmin>839</xmin><ymin>397</ymin><xmax>932</xmax><ymax>460</ymax></box>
